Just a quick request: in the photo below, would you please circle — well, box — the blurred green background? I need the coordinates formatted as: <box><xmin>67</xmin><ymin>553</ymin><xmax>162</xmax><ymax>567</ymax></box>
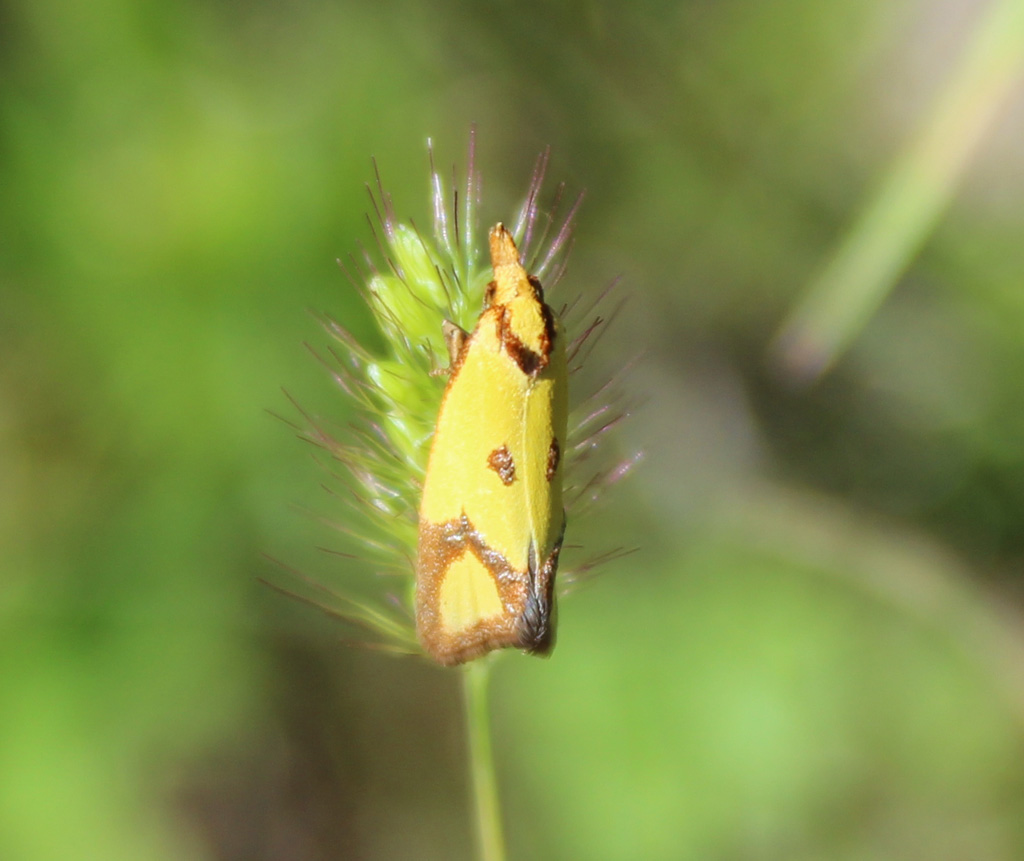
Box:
<box><xmin>4</xmin><ymin>0</ymin><xmax>1024</xmax><ymax>858</ymax></box>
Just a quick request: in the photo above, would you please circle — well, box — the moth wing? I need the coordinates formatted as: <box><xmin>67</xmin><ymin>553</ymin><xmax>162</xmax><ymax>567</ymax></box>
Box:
<box><xmin>420</xmin><ymin>310</ymin><xmax>534</xmax><ymax>570</ymax></box>
<box><xmin>416</xmin><ymin>312</ymin><xmax>532</xmax><ymax>663</ymax></box>
<box><xmin>416</xmin><ymin>299</ymin><xmax>568</xmax><ymax>665</ymax></box>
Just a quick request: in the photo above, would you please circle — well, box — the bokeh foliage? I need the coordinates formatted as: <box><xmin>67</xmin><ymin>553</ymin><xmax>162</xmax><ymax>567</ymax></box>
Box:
<box><xmin>3</xmin><ymin>0</ymin><xmax>1024</xmax><ymax>858</ymax></box>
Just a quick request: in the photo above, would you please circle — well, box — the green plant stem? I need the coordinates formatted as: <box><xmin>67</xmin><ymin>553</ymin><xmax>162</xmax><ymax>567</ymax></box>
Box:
<box><xmin>462</xmin><ymin>660</ymin><xmax>505</xmax><ymax>861</ymax></box>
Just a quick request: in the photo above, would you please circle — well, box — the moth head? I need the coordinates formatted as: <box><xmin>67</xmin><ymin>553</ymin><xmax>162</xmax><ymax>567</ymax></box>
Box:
<box><xmin>487</xmin><ymin>223</ymin><xmax>543</xmax><ymax>308</ymax></box>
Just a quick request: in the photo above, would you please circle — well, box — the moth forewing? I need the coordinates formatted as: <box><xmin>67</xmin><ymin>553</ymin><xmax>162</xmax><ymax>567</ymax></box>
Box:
<box><xmin>415</xmin><ymin>224</ymin><xmax>568</xmax><ymax>666</ymax></box>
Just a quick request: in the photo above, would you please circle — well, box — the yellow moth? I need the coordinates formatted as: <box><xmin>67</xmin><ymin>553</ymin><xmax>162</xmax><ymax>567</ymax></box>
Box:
<box><xmin>416</xmin><ymin>224</ymin><xmax>568</xmax><ymax>666</ymax></box>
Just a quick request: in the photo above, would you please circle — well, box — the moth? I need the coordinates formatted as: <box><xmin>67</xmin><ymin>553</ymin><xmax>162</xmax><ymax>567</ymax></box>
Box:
<box><xmin>416</xmin><ymin>224</ymin><xmax>568</xmax><ymax>665</ymax></box>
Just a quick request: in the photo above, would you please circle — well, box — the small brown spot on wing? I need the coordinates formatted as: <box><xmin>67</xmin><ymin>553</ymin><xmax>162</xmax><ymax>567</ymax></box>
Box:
<box><xmin>546</xmin><ymin>438</ymin><xmax>561</xmax><ymax>482</ymax></box>
<box><xmin>487</xmin><ymin>445</ymin><xmax>516</xmax><ymax>486</ymax></box>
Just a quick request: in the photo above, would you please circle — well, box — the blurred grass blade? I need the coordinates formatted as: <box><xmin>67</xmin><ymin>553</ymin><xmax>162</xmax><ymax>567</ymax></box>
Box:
<box><xmin>772</xmin><ymin>0</ymin><xmax>1024</xmax><ymax>383</ymax></box>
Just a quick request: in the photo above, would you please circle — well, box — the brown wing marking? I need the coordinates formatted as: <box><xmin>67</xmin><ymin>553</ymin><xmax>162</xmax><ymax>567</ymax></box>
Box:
<box><xmin>416</xmin><ymin>510</ymin><xmax>562</xmax><ymax>665</ymax></box>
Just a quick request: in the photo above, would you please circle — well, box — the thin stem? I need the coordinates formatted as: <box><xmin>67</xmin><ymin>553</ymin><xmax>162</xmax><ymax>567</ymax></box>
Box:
<box><xmin>462</xmin><ymin>659</ymin><xmax>506</xmax><ymax>861</ymax></box>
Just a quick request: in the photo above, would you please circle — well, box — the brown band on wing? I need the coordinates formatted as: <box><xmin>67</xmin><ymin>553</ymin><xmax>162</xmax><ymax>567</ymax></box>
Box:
<box><xmin>545</xmin><ymin>437</ymin><xmax>561</xmax><ymax>482</ymax></box>
<box><xmin>418</xmin><ymin>514</ymin><xmax>518</xmax><ymax>591</ymax></box>
<box><xmin>539</xmin><ymin>299</ymin><xmax>556</xmax><ymax>354</ymax></box>
<box><xmin>416</xmin><ymin>513</ymin><xmax>531</xmax><ymax>665</ymax></box>
<box><xmin>497</xmin><ymin>304</ymin><xmax>551</xmax><ymax>376</ymax></box>
<box><xmin>487</xmin><ymin>445</ymin><xmax>516</xmax><ymax>485</ymax></box>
